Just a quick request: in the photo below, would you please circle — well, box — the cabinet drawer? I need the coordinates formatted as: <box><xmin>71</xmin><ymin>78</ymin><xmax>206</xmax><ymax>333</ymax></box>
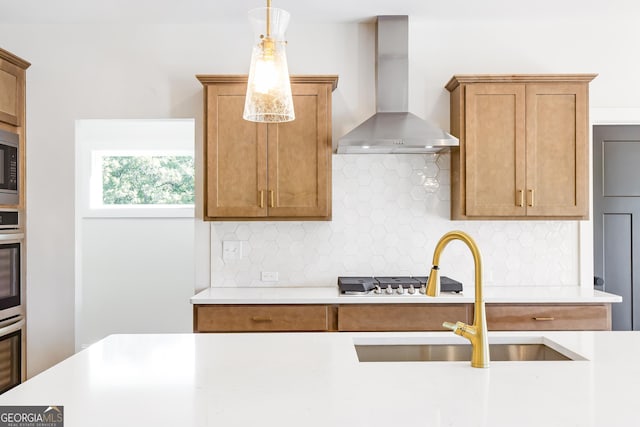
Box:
<box><xmin>338</xmin><ymin>304</ymin><xmax>470</xmax><ymax>332</ymax></box>
<box><xmin>194</xmin><ymin>305</ymin><xmax>329</xmax><ymax>332</ymax></box>
<box><xmin>486</xmin><ymin>304</ymin><xmax>611</xmax><ymax>331</ymax></box>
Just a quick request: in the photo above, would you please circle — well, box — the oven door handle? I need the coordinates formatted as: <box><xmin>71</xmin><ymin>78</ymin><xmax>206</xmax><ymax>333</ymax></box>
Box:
<box><xmin>0</xmin><ymin>233</ymin><xmax>24</xmax><ymax>242</ymax></box>
<box><xmin>0</xmin><ymin>317</ymin><xmax>24</xmax><ymax>335</ymax></box>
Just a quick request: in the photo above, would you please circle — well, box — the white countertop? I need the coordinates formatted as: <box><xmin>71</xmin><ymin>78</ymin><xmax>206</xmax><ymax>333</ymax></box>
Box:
<box><xmin>1</xmin><ymin>330</ymin><xmax>639</xmax><ymax>426</ymax></box>
<box><xmin>190</xmin><ymin>286</ymin><xmax>622</xmax><ymax>304</ymax></box>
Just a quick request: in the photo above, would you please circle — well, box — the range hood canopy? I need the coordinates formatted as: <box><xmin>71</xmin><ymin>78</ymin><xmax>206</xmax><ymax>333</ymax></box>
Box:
<box><xmin>337</xmin><ymin>16</ymin><xmax>458</xmax><ymax>154</ymax></box>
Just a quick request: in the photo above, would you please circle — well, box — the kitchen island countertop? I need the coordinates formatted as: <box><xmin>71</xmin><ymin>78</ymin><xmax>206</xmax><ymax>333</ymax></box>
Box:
<box><xmin>1</xmin><ymin>330</ymin><xmax>638</xmax><ymax>427</ymax></box>
<box><xmin>190</xmin><ymin>285</ymin><xmax>622</xmax><ymax>304</ymax></box>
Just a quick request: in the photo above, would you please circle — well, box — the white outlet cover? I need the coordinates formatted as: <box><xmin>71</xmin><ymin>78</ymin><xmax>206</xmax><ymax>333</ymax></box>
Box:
<box><xmin>261</xmin><ymin>271</ymin><xmax>279</xmax><ymax>282</ymax></box>
<box><xmin>222</xmin><ymin>240</ymin><xmax>242</xmax><ymax>261</ymax></box>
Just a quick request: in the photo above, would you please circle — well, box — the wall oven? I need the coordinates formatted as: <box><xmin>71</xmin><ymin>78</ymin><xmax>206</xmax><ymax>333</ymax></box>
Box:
<box><xmin>0</xmin><ymin>232</ymin><xmax>23</xmax><ymax>321</ymax></box>
<box><xmin>0</xmin><ymin>315</ymin><xmax>24</xmax><ymax>393</ymax></box>
<box><xmin>0</xmin><ymin>129</ymin><xmax>18</xmax><ymax>206</ymax></box>
<box><xmin>0</xmin><ymin>229</ymin><xmax>24</xmax><ymax>393</ymax></box>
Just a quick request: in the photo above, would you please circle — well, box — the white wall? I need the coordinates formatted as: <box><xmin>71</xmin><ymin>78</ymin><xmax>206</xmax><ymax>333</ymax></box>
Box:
<box><xmin>77</xmin><ymin>218</ymin><xmax>194</xmax><ymax>348</ymax></box>
<box><xmin>0</xmin><ymin>7</ymin><xmax>639</xmax><ymax>374</ymax></box>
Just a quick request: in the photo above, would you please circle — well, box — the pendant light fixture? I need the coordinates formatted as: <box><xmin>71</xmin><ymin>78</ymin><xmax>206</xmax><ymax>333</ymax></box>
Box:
<box><xmin>243</xmin><ymin>0</ymin><xmax>295</xmax><ymax>123</ymax></box>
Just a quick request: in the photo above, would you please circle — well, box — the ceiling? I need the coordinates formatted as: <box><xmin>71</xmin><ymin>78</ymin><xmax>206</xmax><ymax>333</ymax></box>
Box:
<box><xmin>0</xmin><ymin>0</ymin><xmax>635</xmax><ymax>24</ymax></box>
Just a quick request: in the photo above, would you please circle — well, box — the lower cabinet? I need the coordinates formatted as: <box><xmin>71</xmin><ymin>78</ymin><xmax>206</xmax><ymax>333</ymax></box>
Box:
<box><xmin>485</xmin><ymin>304</ymin><xmax>611</xmax><ymax>331</ymax></box>
<box><xmin>337</xmin><ymin>304</ymin><xmax>470</xmax><ymax>332</ymax></box>
<box><xmin>194</xmin><ymin>305</ymin><xmax>335</xmax><ymax>332</ymax></box>
<box><xmin>193</xmin><ymin>303</ymin><xmax>612</xmax><ymax>332</ymax></box>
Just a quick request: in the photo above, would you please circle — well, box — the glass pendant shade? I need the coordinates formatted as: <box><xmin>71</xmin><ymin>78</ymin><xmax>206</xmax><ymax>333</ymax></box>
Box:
<box><xmin>243</xmin><ymin>5</ymin><xmax>295</xmax><ymax>123</ymax></box>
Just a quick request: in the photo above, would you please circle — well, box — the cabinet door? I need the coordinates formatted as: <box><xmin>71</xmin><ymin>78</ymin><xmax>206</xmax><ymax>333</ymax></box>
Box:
<box><xmin>465</xmin><ymin>84</ymin><xmax>527</xmax><ymax>216</ymax></box>
<box><xmin>0</xmin><ymin>59</ymin><xmax>23</xmax><ymax>126</ymax></box>
<box><xmin>525</xmin><ymin>83</ymin><xmax>588</xmax><ymax>217</ymax></box>
<box><xmin>267</xmin><ymin>83</ymin><xmax>330</xmax><ymax>218</ymax></box>
<box><xmin>205</xmin><ymin>84</ymin><xmax>267</xmax><ymax>218</ymax></box>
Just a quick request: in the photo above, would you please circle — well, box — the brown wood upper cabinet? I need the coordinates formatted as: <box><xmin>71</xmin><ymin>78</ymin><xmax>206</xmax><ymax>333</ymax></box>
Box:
<box><xmin>197</xmin><ymin>75</ymin><xmax>338</xmax><ymax>220</ymax></box>
<box><xmin>0</xmin><ymin>49</ymin><xmax>29</xmax><ymax>127</ymax></box>
<box><xmin>446</xmin><ymin>74</ymin><xmax>596</xmax><ymax>220</ymax></box>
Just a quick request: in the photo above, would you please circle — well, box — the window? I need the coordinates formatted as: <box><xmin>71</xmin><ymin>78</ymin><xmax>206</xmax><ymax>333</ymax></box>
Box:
<box><xmin>77</xmin><ymin>119</ymin><xmax>195</xmax><ymax>218</ymax></box>
<box><xmin>92</xmin><ymin>151</ymin><xmax>195</xmax><ymax>208</ymax></box>
<box><xmin>100</xmin><ymin>154</ymin><xmax>194</xmax><ymax>205</ymax></box>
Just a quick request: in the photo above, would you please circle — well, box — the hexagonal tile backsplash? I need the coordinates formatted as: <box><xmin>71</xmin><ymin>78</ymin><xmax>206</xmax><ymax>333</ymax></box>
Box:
<box><xmin>211</xmin><ymin>154</ymin><xmax>579</xmax><ymax>288</ymax></box>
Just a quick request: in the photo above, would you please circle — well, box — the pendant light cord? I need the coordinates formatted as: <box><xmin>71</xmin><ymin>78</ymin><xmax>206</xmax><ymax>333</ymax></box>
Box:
<box><xmin>266</xmin><ymin>0</ymin><xmax>271</xmax><ymax>37</ymax></box>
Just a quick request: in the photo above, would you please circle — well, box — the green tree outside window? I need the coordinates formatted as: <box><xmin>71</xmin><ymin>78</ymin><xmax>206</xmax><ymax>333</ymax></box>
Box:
<box><xmin>102</xmin><ymin>155</ymin><xmax>195</xmax><ymax>205</ymax></box>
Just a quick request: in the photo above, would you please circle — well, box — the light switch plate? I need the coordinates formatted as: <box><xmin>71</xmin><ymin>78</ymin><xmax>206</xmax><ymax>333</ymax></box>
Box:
<box><xmin>222</xmin><ymin>240</ymin><xmax>242</xmax><ymax>261</ymax></box>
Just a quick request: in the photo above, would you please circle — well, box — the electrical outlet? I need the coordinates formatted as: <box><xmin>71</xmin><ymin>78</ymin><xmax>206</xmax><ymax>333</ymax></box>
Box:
<box><xmin>222</xmin><ymin>241</ymin><xmax>242</xmax><ymax>261</ymax></box>
<box><xmin>261</xmin><ymin>271</ymin><xmax>279</xmax><ymax>282</ymax></box>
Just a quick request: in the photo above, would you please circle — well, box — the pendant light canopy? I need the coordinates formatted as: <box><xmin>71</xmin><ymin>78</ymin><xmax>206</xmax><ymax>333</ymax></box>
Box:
<box><xmin>243</xmin><ymin>0</ymin><xmax>295</xmax><ymax>123</ymax></box>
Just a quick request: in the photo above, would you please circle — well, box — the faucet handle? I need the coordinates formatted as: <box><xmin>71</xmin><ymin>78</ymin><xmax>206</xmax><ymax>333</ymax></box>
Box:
<box><xmin>443</xmin><ymin>321</ymin><xmax>475</xmax><ymax>339</ymax></box>
<box><xmin>442</xmin><ymin>321</ymin><xmax>458</xmax><ymax>331</ymax></box>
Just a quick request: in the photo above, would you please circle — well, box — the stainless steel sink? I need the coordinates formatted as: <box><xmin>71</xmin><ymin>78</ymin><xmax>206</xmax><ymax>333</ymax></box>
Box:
<box><xmin>355</xmin><ymin>343</ymin><xmax>574</xmax><ymax>362</ymax></box>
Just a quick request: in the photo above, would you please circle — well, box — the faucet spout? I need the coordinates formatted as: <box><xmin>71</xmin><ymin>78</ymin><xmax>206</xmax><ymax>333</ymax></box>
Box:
<box><xmin>426</xmin><ymin>230</ymin><xmax>489</xmax><ymax>368</ymax></box>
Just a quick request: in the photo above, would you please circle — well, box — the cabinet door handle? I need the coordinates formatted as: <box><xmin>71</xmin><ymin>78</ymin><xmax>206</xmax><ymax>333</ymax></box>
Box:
<box><xmin>269</xmin><ymin>190</ymin><xmax>275</xmax><ymax>208</ymax></box>
<box><xmin>516</xmin><ymin>189</ymin><xmax>524</xmax><ymax>207</ymax></box>
<box><xmin>258</xmin><ymin>190</ymin><xmax>265</xmax><ymax>208</ymax></box>
<box><xmin>251</xmin><ymin>316</ymin><xmax>273</xmax><ymax>322</ymax></box>
<box><xmin>527</xmin><ymin>189</ymin><xmax>535</xmax><ymax>207</ymax></box>
<box><xmin>533</xmin><ymin>317</ymin><xmax>555</xmax><ymax>321</ymax></box>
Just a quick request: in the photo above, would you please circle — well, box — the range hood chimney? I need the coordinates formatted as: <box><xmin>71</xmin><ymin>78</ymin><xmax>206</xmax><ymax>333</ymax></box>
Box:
<box><xmin>337</xmin><ymin>16</ymin><xmax>458</xmax><ymax>154</ymax></box>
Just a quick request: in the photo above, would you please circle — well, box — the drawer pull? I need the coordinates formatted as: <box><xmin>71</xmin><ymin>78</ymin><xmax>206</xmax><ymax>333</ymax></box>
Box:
<box><xmin>251</xmin><ymin>316</ymin><xmax>273</xmax><ymax>322</ymax></box>
<box><xmin>533</xmin><ymin>317</ymin><xmax>555</xmax><ymax>321</ymax></box>
<box><xmin>258</xmin><ymin>190</ymin><xmax>265</xmax><ymax>208</ymax></box>
<box><xmin>269</xmin><ymin>190</ymin><xmax>275</xmax><ymax>208</ymax></box>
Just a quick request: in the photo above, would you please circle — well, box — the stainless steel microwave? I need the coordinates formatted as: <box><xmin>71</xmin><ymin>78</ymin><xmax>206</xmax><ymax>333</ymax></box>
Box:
<box><xmin>0</xmin><ymin>129</ymin><xmax>18</xmax><ymax>206</ymax></box>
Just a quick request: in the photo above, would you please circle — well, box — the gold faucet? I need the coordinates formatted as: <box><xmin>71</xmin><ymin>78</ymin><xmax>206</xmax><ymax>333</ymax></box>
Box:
<box><xmin>426</xmin><ymin>230</ymin><xmax>489</xmax><ymax>368</ymax></box>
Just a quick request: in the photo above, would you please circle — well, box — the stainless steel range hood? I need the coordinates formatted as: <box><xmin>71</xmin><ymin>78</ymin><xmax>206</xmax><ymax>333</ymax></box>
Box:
<box><xmin>337</xmin><ymin>16</ymin><xmax>458</xmax><ymax>154</ymax></box>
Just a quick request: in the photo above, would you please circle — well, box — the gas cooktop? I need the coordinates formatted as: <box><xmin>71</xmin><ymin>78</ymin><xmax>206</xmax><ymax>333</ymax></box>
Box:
<box><xmin>337</xmin><ymin>276</ymin><xmax>463</xmax><ymax>296</ymax></box>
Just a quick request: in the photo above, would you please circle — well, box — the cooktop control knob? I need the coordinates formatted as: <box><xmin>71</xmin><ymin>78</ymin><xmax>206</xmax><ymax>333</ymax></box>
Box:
<box><xmin>419</xmin><ymin>284</ymin><xmax>427</xmax><ymax>295</ymax></box>
<box><xmin>385</xmin><ymin>286</ymin><xmax>394</xmax><ymax>295</ymax></box>
<box><xmin>396</xmin><ymin>286</ymin><xmax>404</xmax><ymax>295</ymax></box>
<box><xmin>374</xmin><ymin>285</ymin><xmax>382</xmax><ymax>294</ymax></box>
<box><xmin>408</xmin><ymin>284</ymin><xmax>416</xmax><ymax>295</ymax></box>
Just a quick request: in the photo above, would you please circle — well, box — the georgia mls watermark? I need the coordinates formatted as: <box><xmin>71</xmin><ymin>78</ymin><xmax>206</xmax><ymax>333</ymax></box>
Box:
<box><xmin>0</xmin><ymin>406</ymin><xmax>63</xmax><ymax>427</ymax></box>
